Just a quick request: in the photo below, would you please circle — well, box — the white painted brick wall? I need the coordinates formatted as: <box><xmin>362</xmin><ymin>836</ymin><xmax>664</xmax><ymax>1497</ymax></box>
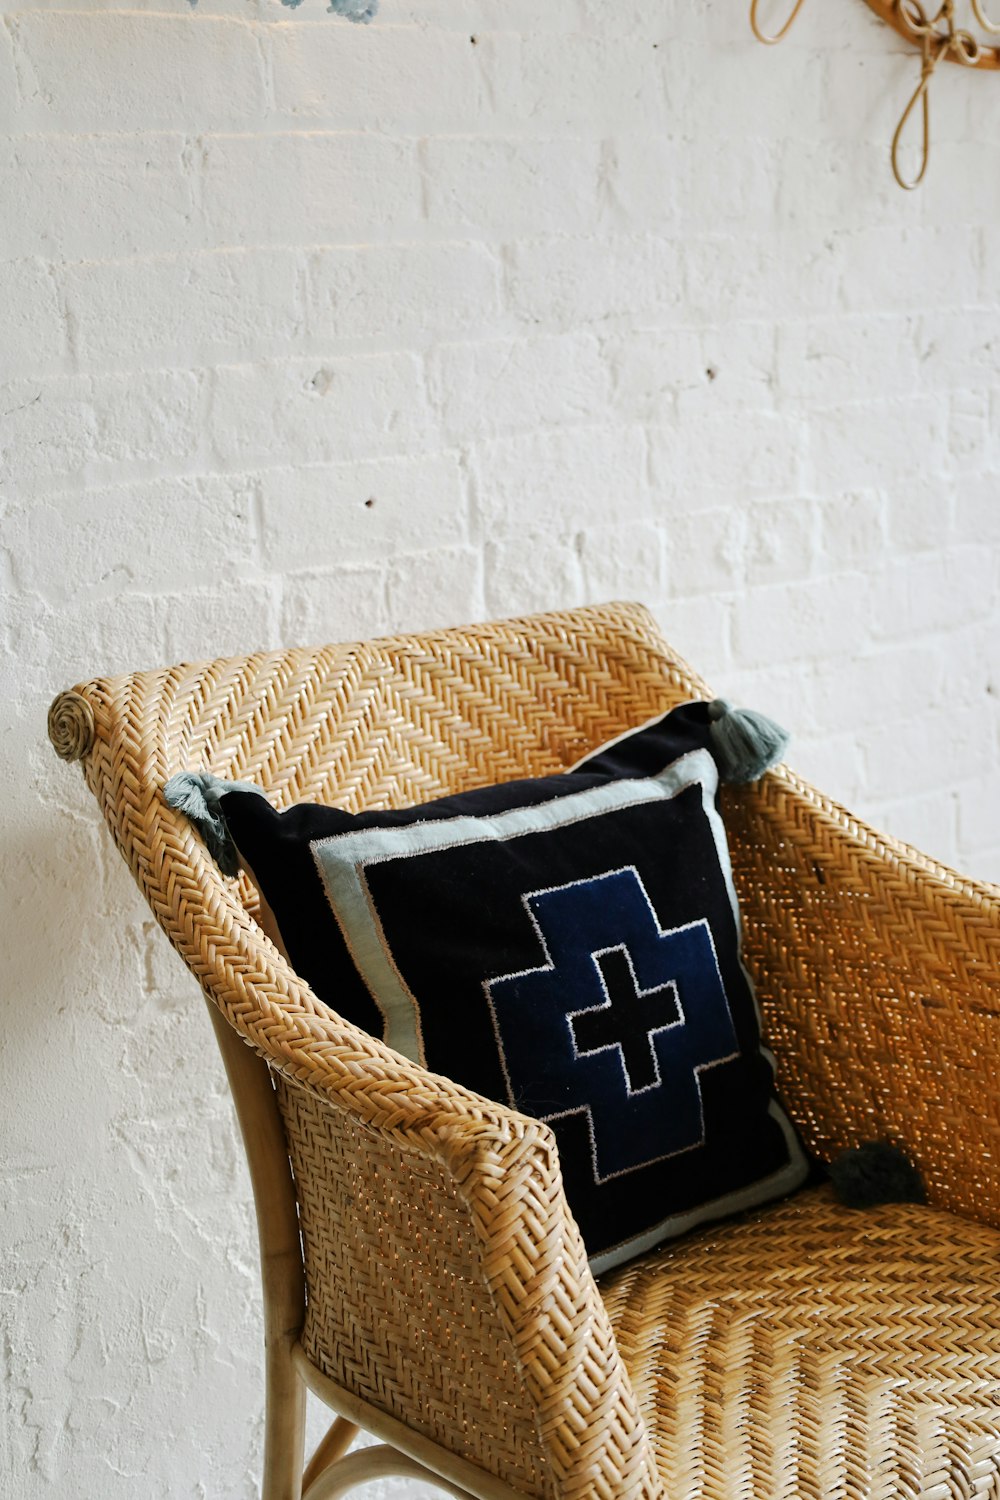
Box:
<box><xmin>3</xmin><ymin>1</ymin><xmax>999</xmax><ymax>1496</ymax></box>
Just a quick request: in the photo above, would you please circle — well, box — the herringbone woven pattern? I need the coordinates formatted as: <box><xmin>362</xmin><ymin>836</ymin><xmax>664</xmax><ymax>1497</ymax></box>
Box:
<box><xmin>48</xmin><ymin>600</ymin><xmax>1000</xmax><ymax>1500</ymax></box>
<box><xmin>722</xmin><ymin>772</ymin><xmax>1000</xmax><ymax>1224</ymax></box>
<box><xmin>600</xmin><ymin>1185</ymin><xmax>1000</xmax><ymax>1500</ymax></box>
<box><xmin>278</xmin><ymin>1079</ymin><xmax>551</xmax><ymax>1494</ymax></box>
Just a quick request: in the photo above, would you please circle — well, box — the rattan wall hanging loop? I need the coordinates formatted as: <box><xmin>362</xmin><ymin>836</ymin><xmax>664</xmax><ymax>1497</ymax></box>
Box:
<box><xmin>750</xmin><ymin>0</ymin><xmax>999</xmax><ymax>188</ymax></box>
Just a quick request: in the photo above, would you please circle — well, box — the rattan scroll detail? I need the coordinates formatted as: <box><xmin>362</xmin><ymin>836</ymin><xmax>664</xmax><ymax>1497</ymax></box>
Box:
<box><xmin>865</xmin><ymin>0</ymin><xmax>1000</xmax><ymax>60</ymax></box>
<box><xmin>47</xmin><ymin>689</ymin><xmax>95</xmax><ymax>761</ymax></box>
<box><xmin>750</xmin><ymin>0</ymin><xmax>809</xmax><ymax>43</ymax></box>
<box><xmin>750</xmin><ymin>0</ymin><xmax>1000</xmax><ymax>187</ymax></box>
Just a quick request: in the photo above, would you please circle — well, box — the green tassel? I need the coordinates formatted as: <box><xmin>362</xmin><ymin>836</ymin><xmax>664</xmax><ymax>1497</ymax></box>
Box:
<box><xmin>163</xmin><ymin>772</ymin><xmax>265</xmax><ymax>877</ymax></box>
<box><xmin>707</xmin><ymin>699</ymin><xmax>789</xmax><ymax>784</ymax></box>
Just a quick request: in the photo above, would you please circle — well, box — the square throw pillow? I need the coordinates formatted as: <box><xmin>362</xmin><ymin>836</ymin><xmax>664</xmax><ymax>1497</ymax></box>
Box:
<box><xmin>166</xmin><ymin>700</ymin><xmax>808</xmax><ymax>1274</ymax></box>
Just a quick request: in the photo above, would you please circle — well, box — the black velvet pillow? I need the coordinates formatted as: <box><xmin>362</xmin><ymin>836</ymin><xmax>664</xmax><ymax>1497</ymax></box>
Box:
<box><xmin>171</xmin><ymin>702</ymin><xmax>808</xmax><ymax>1273</ymax></box>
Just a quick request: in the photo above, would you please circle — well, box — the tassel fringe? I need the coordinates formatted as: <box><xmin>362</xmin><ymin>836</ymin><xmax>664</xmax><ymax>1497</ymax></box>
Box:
<box><xmin>163</xmin><ymin>772</ymin><xmax>264</xmax><ymax>877</ymax></box>
<box><xmin>708</xmin><ymin>699</ymin><xmax>789</xmax><ymax>784</ymax></box>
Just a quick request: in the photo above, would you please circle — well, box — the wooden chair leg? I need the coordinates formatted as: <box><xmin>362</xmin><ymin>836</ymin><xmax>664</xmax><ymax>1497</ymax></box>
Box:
<box><xmin>302</xmin><ymin>1444</ymin><xmax>474</xmax><ymax>1500</ymax></box>
<box><xmin>204</xmin><ymin>1001</ymin><xmax>309</xmax><ymax>1500</ymax></box>
<box><xmin>262</xmin><ymin>1334</ymin><xmax>307</xmax><ymax>1500</ymax></box>
<box><xmin>302</xmin><ymin>1417</ymin><xmax>360</xmax><ymax>1494</ymax></box>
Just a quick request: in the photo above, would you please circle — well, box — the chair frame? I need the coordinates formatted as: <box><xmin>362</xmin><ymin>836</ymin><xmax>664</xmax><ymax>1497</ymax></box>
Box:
<box><xmin>48</xmin><ymin>601</ymin><xmax>1000</xmax><ymax>1500</ymax></box>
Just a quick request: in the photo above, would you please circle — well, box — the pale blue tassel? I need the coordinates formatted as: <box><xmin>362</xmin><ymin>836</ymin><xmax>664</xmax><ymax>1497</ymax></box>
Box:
<box><xmin>163</xmin><ymin>772</ymin><xmax>265</xmax><ymax>877</ymax></box>
<box><xmin>707</xmin><ymin>699</ymin><xmax>789</xmax><ymax>784</ymax></box>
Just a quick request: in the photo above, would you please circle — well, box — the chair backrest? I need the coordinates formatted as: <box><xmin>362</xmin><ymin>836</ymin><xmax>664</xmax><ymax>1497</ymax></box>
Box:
<box><xmin>49</xmin><ymin>601</ymin><xmax>709</xmax><ymax>1500</ymax></box>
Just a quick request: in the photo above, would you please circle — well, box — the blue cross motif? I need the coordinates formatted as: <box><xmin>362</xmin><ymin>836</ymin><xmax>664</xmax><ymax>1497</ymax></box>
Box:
<box><xmin>486</xmin><ymin>866</ymin><xmax>739</xmax><ymax>1182</ymax></box>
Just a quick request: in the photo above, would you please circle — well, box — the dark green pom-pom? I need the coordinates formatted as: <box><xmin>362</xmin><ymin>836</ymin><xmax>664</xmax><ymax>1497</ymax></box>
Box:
<box><xmin>829</xmin><ymin>1141</ymin><xmax>926</xmax><ymax>1208</ymax></box>
<box><xmin>707</xmin><ymin>699</ymin><xmax>789</xmax><ymax>784</ymax></box>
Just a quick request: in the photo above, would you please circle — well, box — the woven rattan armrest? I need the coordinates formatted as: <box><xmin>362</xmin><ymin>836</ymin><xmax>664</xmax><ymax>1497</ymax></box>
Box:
<box><xmin>48</xmin><ymin>653</ymin><xmax>660</xmax><ymax>1500</ymax></box>
<box><xmin>723</xmin><ymin>764</ymin><xmax>1000</xmax><ymax>1228</ymax></box>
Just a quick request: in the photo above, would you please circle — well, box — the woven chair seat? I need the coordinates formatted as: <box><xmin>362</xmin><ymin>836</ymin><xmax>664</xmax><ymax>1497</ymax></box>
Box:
<box><xmin>601</xmin><ymin>1186</ymin><xmax>1000</xmax><ymax>1500</ymax></box>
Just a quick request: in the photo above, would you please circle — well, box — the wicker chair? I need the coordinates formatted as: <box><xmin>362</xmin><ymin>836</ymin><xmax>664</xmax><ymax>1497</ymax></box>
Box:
<box><xmin>48</xmin><ymin>601</ymin><xmax>1000</xmax><ymax>1500</ymax></box>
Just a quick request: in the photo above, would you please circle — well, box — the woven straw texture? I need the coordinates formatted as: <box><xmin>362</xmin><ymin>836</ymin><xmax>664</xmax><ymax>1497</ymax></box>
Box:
<box><xmin>601</xmin><ymin>1185</ymin><xmax>1000</xmax><ymax>1500</ymax></box>
<box><xmin>48</xmin><ymin>600</ymin><xmax>1000</xmax><ymax>1500</ymax></box>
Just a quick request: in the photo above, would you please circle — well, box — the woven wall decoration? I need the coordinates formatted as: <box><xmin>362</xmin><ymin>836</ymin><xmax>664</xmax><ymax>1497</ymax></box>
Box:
<box><xmin>750</xmin><ymin>0</ymin><xmax>999</xmax><ymax>188</ymax></box>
